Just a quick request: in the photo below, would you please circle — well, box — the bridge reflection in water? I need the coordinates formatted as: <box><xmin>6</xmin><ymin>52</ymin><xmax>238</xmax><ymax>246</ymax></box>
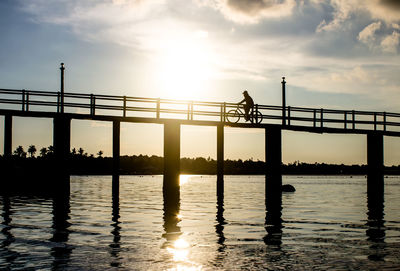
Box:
<box><xmin>366</xmin><ymin>174</ymin><xmax>386</xmax><ymax>261</ymax></box>
<box><xmin>0</xmin><ymin>173</ymin><xmax>389</xmax><ymax>269</ymax></box>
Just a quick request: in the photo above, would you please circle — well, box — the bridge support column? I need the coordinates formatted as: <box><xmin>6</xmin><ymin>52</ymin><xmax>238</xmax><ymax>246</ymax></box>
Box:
<box><xmin>217</xmin><ymin>125</ymin><xmax>224</xmax><ymax>196</ymax></box>
<box><xmin>54</xmin><ymin>116</ymin><xmax>71</xmax><ymax>163</ymax></box>
<box><xmin>163</xmin><ymin>121</ymin><xmax>181</xmax><ymax>194</ymax></box>
<box><xmin>4</xmin><ymin>114</ymin><xmax>12</xmax><ymax>157</ymax></box>
<box><xmin>53</xmin><ymin>116</ymin><xmax>71</xmax><ymax>192</ymax></box>
<box><xmin>265</xmin><ymin>127</ymin><xmax>282</xmax><ymax>227</ymax></box>
<box><xmin>113</xmin><ymin>120</ymin><xmax>120</xmax><ymax>197</ymax></box>
<box><xmin>367</xmin><ymin>133</ymin><xmax>384</xmax><ymax>201</ymax></box>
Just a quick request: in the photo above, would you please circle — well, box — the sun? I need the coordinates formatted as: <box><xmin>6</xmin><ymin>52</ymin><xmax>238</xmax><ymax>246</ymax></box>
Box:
<box><xmin>156</xmin><ymin>34</ymin><xmax>215</xmax><ymax>100</ymax></box>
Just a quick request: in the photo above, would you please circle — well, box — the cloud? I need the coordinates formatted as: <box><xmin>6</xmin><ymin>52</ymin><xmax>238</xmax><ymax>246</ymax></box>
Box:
<box><xmin>357</xmin><ymin>21</ymin><xmax>382</xmax><ymax>49</ymax></box>
<box><xmin>316</xmin><ymin>0</ymin><xmax>400</xmax><ymax>34</ymax></box>
<box><xmin>368</xmin><ymin>0</ymin><xmax>400</xmax><ymax>23</ymax></box>
<box><xmin>381</xmin><ymin>31</ymin><xmax>400</xmax><ymax>53</ymax></box>
<box><xmin>197</xmin><ymin>0</ymin><xmax>296</xmax><ymax>24</ymax></box>
<box><xmin>291</xmin><ymin>63</ymin><xmax>400</xmax><ymax>105</ymax></box>
<box><xmin>19</xmin><ymin>0</ymin><xmax>167</xmax><ymax>47</ymax></box>
<box><xmin>357</xmin><ymin>22</ymin><xmax>400</xmax><ymax>53</ymax></box>
<box><xmin>316</xmin><ymin>0</ymin><xmax>355</xmax><ymax>32</ymax></box>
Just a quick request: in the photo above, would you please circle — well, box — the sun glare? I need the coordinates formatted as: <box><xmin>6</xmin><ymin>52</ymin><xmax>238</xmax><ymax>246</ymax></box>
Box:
<box><xmin>179</xmin><ymin>175</ymin><xmax>191</xmax><ymax>185</ymax></box>
<box><xmin>156</xmin><ymin>35</ymin><xmax>215</xmax><ymax>100</ymax></box>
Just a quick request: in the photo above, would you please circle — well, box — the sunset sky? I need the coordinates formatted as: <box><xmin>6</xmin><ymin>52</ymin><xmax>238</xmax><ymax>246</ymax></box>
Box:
<box><xmin>0</xmin><ymin>0</ymin><xmax>400</xmax><ymax>165</ymax></box>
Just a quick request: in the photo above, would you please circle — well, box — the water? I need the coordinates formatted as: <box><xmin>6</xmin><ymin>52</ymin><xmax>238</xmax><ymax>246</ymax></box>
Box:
<box><xmin>1</xmin><ymin>175</ymin><xmax>400</xmax><ymax>270</ymax></box>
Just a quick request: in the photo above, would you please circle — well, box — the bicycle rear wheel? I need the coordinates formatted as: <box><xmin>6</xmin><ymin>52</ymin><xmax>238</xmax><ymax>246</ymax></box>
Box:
<box><xmin>250</xmin><ymin>110</ymin><xmax>263</xmax><ymax>124</ymax></box>
<box><xmin>226</xmin><ymin>109</ymin><xmax>240</xmax><ymax>123</ymax></box>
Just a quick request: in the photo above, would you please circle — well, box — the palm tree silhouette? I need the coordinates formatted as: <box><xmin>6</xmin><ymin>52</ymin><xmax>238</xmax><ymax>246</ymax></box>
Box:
<box><xmin>40</xmin><ymin>147</ymin><xmax>48</xmax><ymax>157</ymax></box>
<box><xmin>13</xmin><ymin>146</ymin><xmax>26</xmax><ymax>158</ymax></box>
<box><xmin>28</xmin><ymin>145</ymin><xmax>37</xmax><ymax>158</ymax></box>
<box><xmin>48</xmin><ymin>145</ymin><xmax>55</xmax><ymax>155</ymax></box>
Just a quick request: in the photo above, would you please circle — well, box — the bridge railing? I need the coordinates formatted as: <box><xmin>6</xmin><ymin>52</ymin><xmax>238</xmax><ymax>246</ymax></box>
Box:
<box><xmin>1</xmin><ymin>88</ymin><xmax>400</xmax><ymax>133</ymax></box>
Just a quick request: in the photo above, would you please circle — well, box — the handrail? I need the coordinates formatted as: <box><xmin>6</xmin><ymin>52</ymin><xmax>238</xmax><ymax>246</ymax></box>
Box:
<box><xmin>0</xmin><ymin>88</ymin><xmax>399</xmax><ymax>133</ymax></box>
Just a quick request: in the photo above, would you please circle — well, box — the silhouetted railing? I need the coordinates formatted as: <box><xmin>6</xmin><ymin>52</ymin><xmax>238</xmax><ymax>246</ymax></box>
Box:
<box><xmin>1</xmin><ymin>88</ymin><xmax>400</xmax><ymax>133</ymax></box>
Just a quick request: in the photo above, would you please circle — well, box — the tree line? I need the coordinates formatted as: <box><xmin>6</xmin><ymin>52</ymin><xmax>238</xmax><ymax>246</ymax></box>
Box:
<box><xmin>11</xmin><ymin>145</ymin><xmax>104</xmax><ymax>159</ymax></box>
<box><xmin>2</xmin><ymin>145</ymin><xmax>400</xmax><ymax>175</ymax></box>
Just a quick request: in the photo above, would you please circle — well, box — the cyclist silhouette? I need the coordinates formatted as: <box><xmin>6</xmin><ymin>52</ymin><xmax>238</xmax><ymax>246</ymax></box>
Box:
<box><xmin>238</xmin><ymin>90</ymin><xmax>254</xmax><ymax>121</ymax></box>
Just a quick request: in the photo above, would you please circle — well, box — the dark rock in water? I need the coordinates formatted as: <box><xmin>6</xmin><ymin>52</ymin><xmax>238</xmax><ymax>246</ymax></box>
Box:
<box><xmin>282</xmin><ymin>184</ymin><xmax>295</xmax><ymax>192</ymax></box>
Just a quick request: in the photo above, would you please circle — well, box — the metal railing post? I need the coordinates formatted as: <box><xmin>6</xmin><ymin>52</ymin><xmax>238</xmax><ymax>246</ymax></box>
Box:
<box><xmin>123</xmin><ymin>96</ymin><xmax>127</xmax><ymax>117</ymax></box>
<box><xmin>57</xmin><ymin>92</ymin><xmax>61</xmax><ymax>113</ymax></box>
<box><xmin>26</xmin><ymin>91</ymin><xmax>29</xmax><ymax>112</ymax></box>
<box><xmin>344</xmin><ymin>112</ymin><xmax>347</xmax><ymax>129</ymax></box>
<box><xmin>374</xmin><ymin>113</ymin><xmax>377</xmax><ymax>131</ymax></box>
<box><xmin>383</xmin><ymin>112</ymin><xmax>386</xmax><ymax>131</ymax></box>
<box><xmin>220</xmin><ymin>103</ymin><xmax>223</xmax><ymax>122</ymax></box>
<box><xmin>60</xmin><ymin>63</ymin><xmax>65</xmax><ymax>113</ymax></box>
<box><xmin>313</xmin><ymin>109</ymin><xmax>316</xmax><ymax>128</ymax></box>
<box><xmin>352</xmin><ymin>110</ymin><xmax>355</xmax><ymax>129</ymax></box>
<box><xmin>282</xmin><ymin>77</ymin><xmax>286</xmax><ymax>126</ymax></box>
<box><xmin>22</xmin><ymin>89</ymin><xmax>25</xmax><ymax>111</ymax></box>
<box><xmin>223</xmin><ymin>102</ymin><xmax>226</xmax><ymax>123</ymax></box>
<box><xmin>287</xmin><ymin>106</ymin><xmax>291</xmax><ymax>126</ymax></box>
<box><xmin>190</xmin><ymin>102</ymin><xmax>194</xmax><ymax>120</ymax></box>
<box><xmin>156</xmin><ymin>98</ymin><xmax>160</xmax><ymax>119</ymax></box>
<box><xmin>90</xmin><ymin>94</ymin><xmax>94</xmax><ymax>115</ymax></box>
<box><xmin>93</xmin><ymin>96</ymin><xmax>96</xmax><ymax>115</ymax></box>
<box><xmin>320</xmin><ymin>108</ymin><xmax>323</xmax><ymax>128</ymax></box>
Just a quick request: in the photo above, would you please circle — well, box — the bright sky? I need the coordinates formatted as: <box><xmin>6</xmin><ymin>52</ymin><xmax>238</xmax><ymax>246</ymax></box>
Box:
<box><xmin>0</xmin><ymin>0</ymin><xmax>400</xmax><ymax>165</ymax></box>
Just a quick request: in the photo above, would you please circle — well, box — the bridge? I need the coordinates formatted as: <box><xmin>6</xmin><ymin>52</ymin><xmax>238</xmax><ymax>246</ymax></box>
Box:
<box><xmin>1</xmin><ymin>77</ymin><xmax>397</xmax><ymax>219</ymax></box>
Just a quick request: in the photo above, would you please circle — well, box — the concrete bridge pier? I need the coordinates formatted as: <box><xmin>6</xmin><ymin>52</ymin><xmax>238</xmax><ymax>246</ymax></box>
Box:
<box><xmin>4</xmin><ymin>114</ymin><xmax>12</xmax><ymax>157</ymax></box>
<box><xmin>163</xmin><ymin>121</ymin><xmax>181</xmax><ymax>196</ymax></box>
<box><xmin>113</xmin><ymin>121</ymin><xmax>120</xmax><ymax>197</ymax></box>
<box><xmin>217</xmin><ymin>125</ymin><xmax>224</xmax><ymax>197</ymax></box>
<box><xmin>53</xmin><ymin>116</ymin><xmax>71</xmax><ymax>192</ymax></box>
<box><xmin>367</xmin><ymin>133</ymin><xmax>384</xmax><ymax>202</ymax></box>
<box><xmin>265</xmin><ymin>127</ymin><xmax>283</xmax><ymax>226</ymax></box>
<box><xmin>53</xmin><ymin>116</ymin><xmax>71</xmax><ymax>160</ymax></box>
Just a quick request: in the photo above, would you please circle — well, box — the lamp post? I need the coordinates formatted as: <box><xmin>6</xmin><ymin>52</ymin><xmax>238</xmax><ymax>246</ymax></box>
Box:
<box><xmin>281</xmin><ymin>77</ymin><xmax>286</xmax><ymax>126</ymax></box>
<box><xmin>60</xmin><ymin>63</ymin><xmax>65</xmax><ymax>113</ymax></box>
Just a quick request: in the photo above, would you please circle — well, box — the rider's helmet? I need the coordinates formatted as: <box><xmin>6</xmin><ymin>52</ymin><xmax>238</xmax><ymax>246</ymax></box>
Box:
<box><xmin>242</xmin><ymin>90</ymin><xmax>248</xmax><ymax>95</ymax></box>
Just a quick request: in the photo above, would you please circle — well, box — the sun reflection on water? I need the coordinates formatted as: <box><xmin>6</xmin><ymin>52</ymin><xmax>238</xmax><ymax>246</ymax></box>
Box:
<box><xmin>167</xmin><ymin>238</ymin><xmax>190</xmax><ymax>261</ymax></box>
<box><xmin>166</xmin><ymin>237</ymin><xmax>202</xmax><ymax>271</ymax></box>
<box><xmin>179</xmin><ymin>175</ymin><xmax>191</xmax><ymax>186</ymax></box>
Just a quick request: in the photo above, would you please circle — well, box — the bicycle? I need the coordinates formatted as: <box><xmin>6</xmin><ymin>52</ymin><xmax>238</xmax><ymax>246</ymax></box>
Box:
<box><xmin>226</xmin><ymin>104</ymin><xmax>263</xmax><ymax>124</ymax></box>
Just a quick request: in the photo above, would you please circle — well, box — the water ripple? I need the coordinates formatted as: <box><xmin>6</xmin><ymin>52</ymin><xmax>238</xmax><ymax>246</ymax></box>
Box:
<box><xmin>0</xmin><ymin>175</ymin><xmax>399</xmax><ymax>270</ymax></box>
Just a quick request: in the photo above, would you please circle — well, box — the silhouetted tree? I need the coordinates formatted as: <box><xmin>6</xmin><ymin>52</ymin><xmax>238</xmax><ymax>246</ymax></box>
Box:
<box><xmin>97</xmin><ymin>150</ymin><xmax>103</xmax><ymax>158</ymax></box>
<box><xmin>48</xmin><ymin>145</ymin><xmax>55</xmax><ymax>155</ymax></box>
<box><xmin>13</xmin><ymin>146</ymin><xmax>26</xmax><ymax>158</ymax></box>
<box><xmin>40</xmin><ymin>147</ymin><xmax>48</xmax><ymax>157</ymax></box>
<box><xmin>28</xmin><ymin>145</ymin><xmax>37</xmax><ymax>158</ymax></box>
<box><xmin>78</xmin><ymin>148</ymin><xmax>84</xmax><ymax>156</ymax></box>
<box><xmin>71</xmin><ymin>148</ymin><xmax>77</xmax><ymax>155</ymax></box>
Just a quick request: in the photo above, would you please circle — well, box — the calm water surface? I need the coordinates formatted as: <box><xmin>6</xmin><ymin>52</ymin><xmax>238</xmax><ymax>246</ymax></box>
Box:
<box><xmin>1</xmin><ymin>175</ymin><xmax>400</xmax><ymax>270</ymax></box>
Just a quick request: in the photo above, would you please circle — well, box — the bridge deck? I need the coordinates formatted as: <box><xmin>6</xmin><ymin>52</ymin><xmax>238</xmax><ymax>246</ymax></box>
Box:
<box><xmin>1</xmin><ymin>88</ymin><xmax>400</xmax><ymax>137</ymax></box>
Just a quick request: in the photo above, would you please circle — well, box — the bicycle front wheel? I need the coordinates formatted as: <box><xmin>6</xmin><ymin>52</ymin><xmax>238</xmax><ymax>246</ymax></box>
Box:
<box><xmin>226</xmin><ymin>109</ymin><xmax>240</xmax><ymax>123</ymax></box>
